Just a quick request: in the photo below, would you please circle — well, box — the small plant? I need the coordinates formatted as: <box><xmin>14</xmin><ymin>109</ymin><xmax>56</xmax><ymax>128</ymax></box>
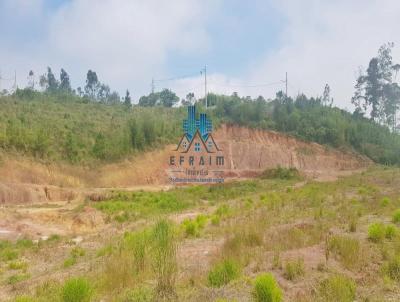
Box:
<box><xmin>393</xmin><ymin>209</ymin><xmax>400</xmax><ymax>224</ymax></box>
<box><xmin>1</xmin><ymin>248</ymin><xmax>18</xmax><ymax>261</ymax></box>
<box><xmin>368</xmin><ymin>222</ymin><xmax>385</xmax><ymax>243</ymax></box>
<box><xmin>252</xmin><ymin>273</ymin><xmax>282</xmax><ymax>302</ymax></box>
<box><xmin>208</xmin><ymin>259</ymin><xmax>241</xmax><ymax>288</ymax></box>
<box><xmin>71</xmin><ymin>247</ymin><xmax>85</xmax><ymax>257</ymax></box>
<box><xmin>7</xmin><ymin>273</ymin><xmax>30</xmax><ymax>285</ymax></box>
<box><xmin>123</xmin><ymin>286</ymin><xmax>153</xmax><ymax>302</ymax></box>
<box><xmin>385</xmin><ymin>256</ymin><xmax>400</xmax><ymax>281</ymax></box>
<box><xmin>385</xmin><ymin>224</ymin><xmax>397</xmax><ymax>239</ymax></box>
<box><xmin>328</xmin><ymin>235</ymin><xmax>360</xmax><ymax>269</ymax></box>
<box><xmin>283</xmin><ymin>258</ymin><xmax>305</xmax><ymax>280</ymax></box>
<box><xmin>348</xmin><ymin>218</ymin><xmax>357</xmax><ymax>233</ymax></box>
<box><xmin>124</xmin><ymin>230</ymin><xmax>149</xmax><ymax>272</ymax></box>
<box><xmin>152</xmin><ymin>219</ymin><xmax>177</xmax><ymax>299</ymax></box>
<box><xmin>14</xmin><ymin>296</ymin><xmax>36</xmax><ymax>302</ymax></box>
<box><xmin>380</xmin><ymin>197</ymin><xmax>391</xmax><ymax>207</ymax></box>
<box><xmin>272</xmin><ymin>250</ymin><xmax>281</xmax><ymax>269</ymax></box>
<box><xmin>317</xmin><ymin>275</ymin><xmax>356</xmax><ymax>302</ymax></box>
<box><xmin>182</xmin><ymin>219</ymin><xmax>199</xmax><ymax>237</ymax></box>
<box><xmin>211</xmin><ymin>215</ymin><xmax>221</xmax><ymax>226</ymax></box>
<box><xmin>8</xmin><ymin>260</ymin><xmax>28</xmax><ymax>271</ymax></box>
<box><xmin>62</xmin><ymin>277</ymin><xmax>92</xmax><ymax>302</ymax></box>
<box><xmin>63</xmin><ymin>257</ymin><xmax>77</xmax><ymax>268</ymax></box>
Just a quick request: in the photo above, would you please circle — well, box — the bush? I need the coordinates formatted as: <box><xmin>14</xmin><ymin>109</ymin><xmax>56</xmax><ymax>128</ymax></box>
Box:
<box><xmin>283</xmin><ymin>258</ymin><xmax>305</xmax><ymax>280</ymax></box>
<box><xmin>252</xmin><ymin>273</ymin><xmax>282</xmax><ymax>302</ymax></box>
<box><xmin>368</xmin><ymin>222</ymin><xmax>385</xmax><ymax>242</ymax></box>
<box><xmin>393</xmin><ymin>209</ymin><xmax>400</xmax><ymax>223</ymax></box>
<box><xmin>261</xmin><ymin>166</ymin><xmax>300</xmax><ymax>180</ymax></box>
<box><xmin>62</xmin><ymin>277</ymin><xmax>92</xmax><ymax>302</ymax></box>
<box><xmin>317</xmin><ymin>275</ymin><xmax>356</xmax><ymax>302</ymax></box>
<box><xmin>208</xmin><ymin>259</ymin><xmax>241</xmax><ymax>287</ymax></box>
<box><xmin>385</xmin><ymin>224</ymin><xmax>397</xmax><ymax>239</ymax></box>
<box><xmin>380</xmin><ymin>197</ymin><xmax>391</xmax><ymax>207</ymax></box>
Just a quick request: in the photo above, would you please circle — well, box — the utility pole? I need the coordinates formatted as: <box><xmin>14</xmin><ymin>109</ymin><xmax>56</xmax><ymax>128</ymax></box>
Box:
<box><xmin>151</xmin><ymin>78</ymin><xmax>155</xmax><ymax>94</ymax></box>
<box><xmin>202</xmin><ymin>65</ymin><xmax>207</xmax><ymax>109</ymax></box>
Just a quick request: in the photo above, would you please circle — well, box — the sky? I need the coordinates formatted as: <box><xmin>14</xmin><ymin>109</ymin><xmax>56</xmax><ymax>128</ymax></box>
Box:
<box><xmin>1</xmin><ymin>0</ymin><xmax>400</xmax><ymax>109</ymax></box>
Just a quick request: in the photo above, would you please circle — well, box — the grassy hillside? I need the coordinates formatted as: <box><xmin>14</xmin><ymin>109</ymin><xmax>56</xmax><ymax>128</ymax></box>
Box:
<box><xmin>0</xmin><ymin>89</ymin><xmax>399</xmax><ymax>165</ymax></box>
<box><xmin>0</xmin><ymin>91</ymin><xmax>184</xmax><ymax>164</ymax></box>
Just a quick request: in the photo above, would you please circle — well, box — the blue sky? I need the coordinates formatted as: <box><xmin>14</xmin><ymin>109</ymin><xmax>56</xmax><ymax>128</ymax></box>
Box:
<box><xmin>1</xmin><ymin>0</ymin><xmax>400</xmax><ymax>108</ymax></box>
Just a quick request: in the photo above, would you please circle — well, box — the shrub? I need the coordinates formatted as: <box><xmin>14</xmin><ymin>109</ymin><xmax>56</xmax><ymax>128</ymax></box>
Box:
<box><xmin>152</xmin><ymin>219</ymin><xmax>177</xmax><ymax>299</ymax></box>
<box><xmin>368</xmin><ymin>222</ymin><xmax>385</xmax><ymax>243</ymax></box>
<box><xmin>208</xmin><ymin>259</ymin><xmax>241</xmax><ymax>287</ymax></box>
<box><xmin>252</xmin><ymin>273</ymin><xmax>282</xmax><ymax>302</ymax></box>
<box><xmin>62</xmin><ymin>277</ymin><xmax>92</xmax><ymax>302</ymax></box>
<box><xmin>393</xmin><ymin>209</ymin><xmax>400</xmax><ymax>223</ymax></box>
<box><xmin>385</xmin><ymin>224</ymin><xmax>397</xmax><ymax>239</ymax></box>
<box><xmin>283</xmin><ymin>258</ymin><xmax>305</xmax><ymax>280</ymax></box>
<box><xmin>380</xmin><ymin>197</ymin><xmax>391</xmax><ymax>207</ymax></box>
<box><xmin>182</xmin><ymin>219</ymin><xmax>198</xmax><ymax>237</ymax></box>
<box><xmin>317</xmin><ymin>275</ymin><xmax>356</xmax><ymax>302</ymax></box>
<box><xmin>261</xmin><ymin>166</ymin><xmax>300</xmax><ymax>180</ymax></box>
<box><xmin>328</xmin><ymin>235</ymin><xmax>360</xmax><ymax>269</ymax></box>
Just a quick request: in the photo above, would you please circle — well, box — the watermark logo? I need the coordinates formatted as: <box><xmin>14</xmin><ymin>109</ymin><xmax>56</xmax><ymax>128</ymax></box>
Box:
<box><xmin>168</xmin><ymin>105</ymin><xmax>225</xmax><ymax>184</ymax></box>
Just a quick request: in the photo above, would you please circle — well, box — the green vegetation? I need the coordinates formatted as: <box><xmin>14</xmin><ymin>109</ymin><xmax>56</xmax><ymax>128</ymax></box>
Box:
<box><xmin>152</xmin><ymin>220</ymin><xmax>177</xmax><ymax>299</ymax></box>
<box><xmin>283</xmin><ymin>258</ymin><xmax>305</xmax><ymax>280</ymax></box>
<box><xmin>61</xmin><ymin>277</ymin><xmax>92</xmax><ymax>302</ymax></box>
<box><xmin>252</xmin><ymin>273</ymin><xmax>282</xmax><ymax>302</ymax></box>
<box><xmin>207</xmin><ymin>259</ymin><xmax>241</xmax><ymax>287</ymax></box>
<box><xmin>261</xmin><ymin>167</ymin><xmax>301</xmax><ymax>180</ymax></box>
<box><xmin>368</xmin><ymin>222</ymin><xmax>386</xmax><ymax>242</ymax></box>
<box><xmin>327</xmin><ymin>235</ymin><xmax>361</xmax><ymax>269</ymax></box>
<box><xmin>181</xmin><ymin>214</ymin><xmax>208</xmax><ymax>237</ymax></box>
<box><xmin>393</xmin><ymin>209</ymin><xmax>400</xmax><ymax>223</ymax></box>
<box><xmin>317</xmin><ymin>275</ymin><xmax>356</xmax><ymax>302</ymax></box>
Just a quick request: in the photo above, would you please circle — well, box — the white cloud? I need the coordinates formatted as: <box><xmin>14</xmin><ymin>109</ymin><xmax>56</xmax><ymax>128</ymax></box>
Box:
<box><xmin>244</xmin><ymin>0</ymin><xmax>400</xmax><ymax>108</ymax></box>
<box><xmin>0</xmin><ymin>0</ymin><xmax>216</xmax><ymax>98</ymax></box>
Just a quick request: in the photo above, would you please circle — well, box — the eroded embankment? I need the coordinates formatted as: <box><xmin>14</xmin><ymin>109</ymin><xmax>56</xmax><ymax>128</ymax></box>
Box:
<box><xmin>0</xmin><ymin>124</ymin><xmax>371</xmax><ymax>204</ymax></box>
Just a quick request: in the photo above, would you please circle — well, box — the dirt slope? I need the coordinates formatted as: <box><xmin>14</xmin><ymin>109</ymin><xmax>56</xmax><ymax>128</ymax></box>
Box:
<box><xmin>0</xmin><ymin>124</ymin><xmax>371</xmax><ymax>203</ymax></box>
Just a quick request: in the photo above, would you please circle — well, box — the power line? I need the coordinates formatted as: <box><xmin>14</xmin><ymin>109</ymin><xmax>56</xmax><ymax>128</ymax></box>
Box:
<box><xmin>209</xmin><ymin>80</ymin><xmax>283</xmax><ymax>88</ymax></box>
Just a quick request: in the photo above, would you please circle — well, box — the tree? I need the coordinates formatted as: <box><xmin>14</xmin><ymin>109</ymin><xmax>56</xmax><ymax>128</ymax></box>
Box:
<box><xmin>159</xmin><ymin>89</ymin><xmax>179</xmax><ymax>107</ymax></box>
<box><xmin>182</xmin><ymin>92</ymin><xmax>195</xmax><ymax>106</ymax></box>
<box><xmin>28</xmin><ymin>70</ymin><xmax>35</xmax><ymax>89</ymax></box>
<box><xmin>84</xmin><ymin>70</ymin><xmax>100</xmax><ymax>99</ymax></box>
<box><xmin>59</xmin><ymin>68</ymin><xmax>71</xmax><ymax>92</ymax></box>
<box><xmin>107</xmin><ymin>91</ymin><xmax>120</xmax><ymax>104</ymax></box>
<box><xmin>352</xmin><ymin>43</ymin><xmax>400</xmax><ymax>129</ymax></box>
<box><xmin>123</xmin><ymin>90</ymin><xmax>132</xmax><ymax>107</ymax></box>
<box><xmin>322</xmin><ymin>84</ymin><xmax>333</xmax><ymax>107</ymax></box>
<box><xmin>40</xmin><ymin>67</ymin><xmax>59</xmax><ymax>93</ymax></box>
